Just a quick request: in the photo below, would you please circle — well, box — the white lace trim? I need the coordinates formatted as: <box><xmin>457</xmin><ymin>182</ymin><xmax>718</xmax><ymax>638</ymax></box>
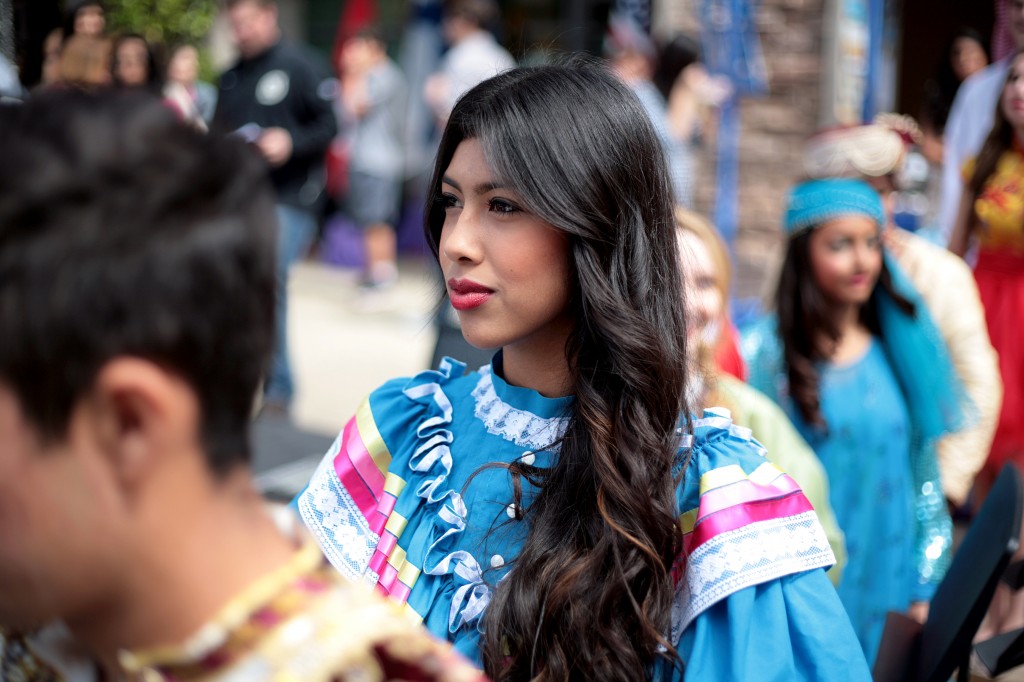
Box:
<box><xmin>471</xmin><ymin>366</ymin><xmax>569</xmax><ymax>449</ymax></box>
<box><xmin>297</xmin><ymin>446</ymin><xmax>379</xmax><ymax>584</ymax></box>
<box><xmin>669</xmin><ymin>510</ymin><xmax>835</xmax><ymax>643</ymax></box>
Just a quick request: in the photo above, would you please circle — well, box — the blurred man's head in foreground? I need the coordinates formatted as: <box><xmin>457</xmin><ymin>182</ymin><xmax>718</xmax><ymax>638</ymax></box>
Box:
<box><xmin>0</xmin><ymin>90</ymin><xmax>276</xmax><ymax>632</ymax></box>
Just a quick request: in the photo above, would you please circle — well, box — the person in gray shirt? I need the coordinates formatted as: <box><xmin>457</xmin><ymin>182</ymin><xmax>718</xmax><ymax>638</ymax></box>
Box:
<box><xmin>339</xmin><ymin>28</ymin><xmax>408</xmax><ymax>290</ymax></box>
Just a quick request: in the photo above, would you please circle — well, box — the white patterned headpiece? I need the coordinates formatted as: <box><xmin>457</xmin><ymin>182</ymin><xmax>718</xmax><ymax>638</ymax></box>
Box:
<box><xmin>803</xmin><ymin>124</ymin><xmax>906</xmax><ymax>179</ymax></box>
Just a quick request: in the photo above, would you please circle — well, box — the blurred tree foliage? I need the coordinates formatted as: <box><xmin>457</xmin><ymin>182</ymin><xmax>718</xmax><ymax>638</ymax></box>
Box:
<box><xmin>105</xmin><ymin>0</ymin><xmax>217</xmax><ymax>49</ymax></box>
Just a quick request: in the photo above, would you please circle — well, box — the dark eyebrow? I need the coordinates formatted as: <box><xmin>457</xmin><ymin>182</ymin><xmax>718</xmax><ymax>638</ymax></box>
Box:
<box><xmin>441</xmin><ymin>176</ymin><xmax>508</xmax><ymax>195</ymax></box>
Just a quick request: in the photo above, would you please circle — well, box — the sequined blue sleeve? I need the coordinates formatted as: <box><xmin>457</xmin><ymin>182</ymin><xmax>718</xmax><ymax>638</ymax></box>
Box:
<box><xmin>739</xmin><ymin>315</ymin><xmax>786</xmax><ymax>402</ymax></box>
<box><xmin>910</xmin><ymin>441</ymin><xmax>952</xmax><ymax>601</ymax></box>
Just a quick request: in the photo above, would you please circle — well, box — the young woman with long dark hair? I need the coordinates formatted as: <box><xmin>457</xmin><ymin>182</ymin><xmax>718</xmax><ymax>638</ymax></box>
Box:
<box><xmin>297</xmin><ymin>63</ymin><xmax>868</xmax><ymax>680</ymax></box>
<box><xmin>951</xmin><ymin>49</ymin><xmax>1024</xmax><ymax>499</ymax></box>
<box><xmin>743</xmin><ymin>178</ymin><xmax>961</xmax><ymax>666</ymax></box>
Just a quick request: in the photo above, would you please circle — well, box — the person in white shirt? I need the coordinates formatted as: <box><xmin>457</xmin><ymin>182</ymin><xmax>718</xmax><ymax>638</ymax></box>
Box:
<box><xmin>939</xmin><ymin>0</ymin><xmax>1024</xmax><ymax>244</ymax></box>
<box><xmin>423</xmin><ymin>0</ymin><xmax>515</xmax><ymax>125</ymax></box>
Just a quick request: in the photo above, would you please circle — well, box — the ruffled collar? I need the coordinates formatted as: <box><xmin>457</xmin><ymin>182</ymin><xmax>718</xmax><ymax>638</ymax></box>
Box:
<box><xmin>471</xmin><ymin>353</ymin><xmax>572</xmax><ymax>450</ymax></box>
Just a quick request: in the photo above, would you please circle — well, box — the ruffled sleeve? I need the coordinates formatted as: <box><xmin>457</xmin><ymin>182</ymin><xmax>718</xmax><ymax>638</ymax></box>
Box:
<box><xmin>295</xmin><ymin>358</ymin><xmax>516</xmax><ymax>663</ymax></box>
<box><xmin>715</xmin><ymin>375</ymin><xmax>847</xmax><ymax>586</ymax></box>
<box><xmin>666</xmin><ymin>411</ymin><xmax>870</xmax><ymax>679</ymax></box>
<box><xmin>296</xmin><ymin>359</ymin><xmax>470</xmax><ymax>587</ymax></box>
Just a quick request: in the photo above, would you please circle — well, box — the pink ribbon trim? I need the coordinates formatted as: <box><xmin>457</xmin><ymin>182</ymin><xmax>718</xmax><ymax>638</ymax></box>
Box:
<box><xmin>696</xmin><ymin>473</ymin><xmax>803</xmax><ymax>522</ymax></box>
<box><xmin>684</xmin><ymin>493</ymin><xmax>814</xmax><ymax>553</ymax></box>
<box><xmin>332</xmin><ymin>416</ymin><xmax>387</xmax><ymax>522</ymax></box>
<box><xmin>377</xmin><ymin>562</ymin><xmax>400</xmax><ymax>596</ymax></box>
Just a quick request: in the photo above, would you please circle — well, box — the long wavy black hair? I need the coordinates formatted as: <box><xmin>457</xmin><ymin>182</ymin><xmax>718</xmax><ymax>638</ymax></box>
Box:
<box><xmin>424</xmin><ymin>61</ymin><xmax>690</xmax><ymax>681</ymax></box>
<box><xmin>776</xmin><ymin>228</ymin><xmax>914</xmax><ymax>428</ymax></box>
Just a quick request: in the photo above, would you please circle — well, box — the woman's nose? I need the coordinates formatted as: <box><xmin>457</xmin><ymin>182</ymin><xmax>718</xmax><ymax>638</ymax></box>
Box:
<box><xmin>441</xmin><ymin>208</ymin><xmax>482</xmax><ymax>264</ymax></box>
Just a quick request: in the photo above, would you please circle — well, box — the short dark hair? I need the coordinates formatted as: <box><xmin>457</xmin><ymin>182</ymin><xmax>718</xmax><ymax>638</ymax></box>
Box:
<box><xmin>442</xmin><ymin>0</ymin><xmax>499</xmax><ymax>28</ymax></box>
<box><xmin>652</xmin><ymin>33</ymin><xmax>702</xmax><ymax>100</ymax></box>
<box><xmin>62</xmin><ymin>0</ymin><xmax>105</xmax><ymax>41</ymax></box>
<box><xmin>352</xmin><ymin>26</ymin><xmax>386</xmax><ymax>47</ymax></box>
<box><xmin>0</xmin><ymin>90</ymin><xmax>277</xmax><ymax>474</ymax></box>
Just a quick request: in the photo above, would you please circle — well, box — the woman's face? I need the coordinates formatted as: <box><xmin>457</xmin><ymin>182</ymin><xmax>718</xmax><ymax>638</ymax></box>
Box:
<box><xmin>807</xmin><ymin>215</ymin><xmax>882</xmax><ymax>308</ymax></box>
<box><xmin>438</xmin><ymin>138</ymin><xmax>573</xmax><ymax>355</ymax></box>
<box><xmin>1001</xmin><ymin>54</ymin><xmax>1024</xmax><ymax>130</ymax></box>
<box><xmin>676</xmin><ymin>230</ymin><xmax>723</xmax><ymax>351</ymax></box>
<box><xmin>167</xmin><ymin>45</ymin><xmax>199</xmax><ymax>85</ymax></box>
<box><xmin>951</xmin><ymin>37</ymin><xmax>987</xmax><ymax>82</ymax></box>
<box><xmin>74</xmin><ymin>5</ymin><xmax>105</xmax><ymax>37</ymax></box>
<box><xmin>115</xmin><ymin>38</ymin><xmax>149</xmax><ymax>87</ymax></box>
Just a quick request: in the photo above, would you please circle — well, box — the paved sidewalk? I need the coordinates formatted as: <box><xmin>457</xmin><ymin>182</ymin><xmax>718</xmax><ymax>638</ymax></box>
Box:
<box><xmin>288</xmin><ymin>258</ymin><xmax>439</xmax><ymax>433</ymax></box>
<box><xmin>252</xmin><ymin>257</ymin><xmax>439</xmax><ymax>492</ymax></box>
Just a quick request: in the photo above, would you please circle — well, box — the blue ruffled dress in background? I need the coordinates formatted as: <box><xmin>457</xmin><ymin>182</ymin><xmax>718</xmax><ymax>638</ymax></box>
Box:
<box><xmin>743</xmin><ymin>314</ymin><xmax>954</xmax><ymax>667</ymax></box>
<box><xmin>796</xmin><ymin>340</ymin><xmax>917</xmax><ymax>663</ymax></box>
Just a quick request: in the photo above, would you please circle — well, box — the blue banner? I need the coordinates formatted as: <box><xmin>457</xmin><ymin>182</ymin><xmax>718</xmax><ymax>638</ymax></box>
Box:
<box><xmin>697</xmin><ymin>0</ymin><xmax>767</xmax><ymax>247</ymax></box>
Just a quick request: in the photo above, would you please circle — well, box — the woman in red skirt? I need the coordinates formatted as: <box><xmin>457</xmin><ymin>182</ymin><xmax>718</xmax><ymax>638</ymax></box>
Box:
<box><xmin>951</xmin><ymin>48</ymin><xmax>1024</xmax><ymax>496</ymax></box>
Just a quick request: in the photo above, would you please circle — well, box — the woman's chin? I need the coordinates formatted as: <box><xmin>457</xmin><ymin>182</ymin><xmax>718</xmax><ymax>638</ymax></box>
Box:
<box><xmin>459</xmin><ymin>330</ymin><xmax>500</xmax><ymax>351</ymax></box>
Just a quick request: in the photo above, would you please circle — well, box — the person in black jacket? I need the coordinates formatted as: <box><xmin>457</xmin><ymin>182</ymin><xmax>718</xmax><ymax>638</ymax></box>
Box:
<box><xmin>214</xmin><ymin>0</ymin><xmax>337</xmax><ymax>416</ymax></box>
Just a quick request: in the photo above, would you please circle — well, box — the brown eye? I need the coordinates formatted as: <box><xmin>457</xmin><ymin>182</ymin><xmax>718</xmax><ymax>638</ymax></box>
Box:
<box><xmin>489</xmin><ymin>198</ymin><xmax>519</xmax><ymax>214</ymax></box>
<box><xmin>437</xmin><ymin>193</ymin><xmax>461</xmax><ymax>210</ymax></box>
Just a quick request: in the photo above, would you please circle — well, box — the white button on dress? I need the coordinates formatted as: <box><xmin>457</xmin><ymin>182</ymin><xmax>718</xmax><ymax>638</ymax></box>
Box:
<box><xmin>490</xmin><ymin>554</ymin><xmax>505</xmax><ymax>569</ymax></box>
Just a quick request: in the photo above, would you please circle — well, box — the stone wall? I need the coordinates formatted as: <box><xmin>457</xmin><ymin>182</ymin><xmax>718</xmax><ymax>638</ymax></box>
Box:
<box><xmin>657</xmin><ymin>0</ymin><xmax>826</xmax><ymax>305</ymax></box>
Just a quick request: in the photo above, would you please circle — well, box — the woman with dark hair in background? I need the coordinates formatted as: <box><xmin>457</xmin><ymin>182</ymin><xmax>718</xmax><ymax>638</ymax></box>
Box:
<box><xmin>295</xmin><ymin>62</ymin><xmax>869</xmax><ymax>680</ymax></box>
<box><xmin>743</xmin><ymin>179</ymin><xmax>963</xmax><ymax>665</ymax></box>
<box><xmin>920</xmin><ymin>28</ymin><xmax>989</xmax><ymax>165</ymax></box>
<box><xmin>112</xmin><ymin>33</ymin><xmax>162</xmax><ymax>93</ymax></box>
<box><xmin>62</xmin><ymin>0</ymin><xmax>106</xmax><ymax>41</ymax></box>
<box><xmin>951</xmin><ymin>49</ymin><xmax>1024</xmax><ymax>501</ymax></box>
<box><xmin>164</xmin><ymin>43</ymin><xmax>218</xmax><ymax>128</ymax></box>
<box><xmin>917</xmin><ymin>27</ymin><xmax>987</xmax><ymax>227</ymax></box>
<box><xmin>653</xmin><ymin>32</ymin><xmax>730</xmax><ymax>176</ymax></box>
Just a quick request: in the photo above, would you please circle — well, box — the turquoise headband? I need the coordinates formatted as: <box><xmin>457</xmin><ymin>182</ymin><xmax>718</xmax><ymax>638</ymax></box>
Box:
<box><xmin>784</xmin><ymin>178</ymin><xmax>885</xmax><ymax>235</ymax></box>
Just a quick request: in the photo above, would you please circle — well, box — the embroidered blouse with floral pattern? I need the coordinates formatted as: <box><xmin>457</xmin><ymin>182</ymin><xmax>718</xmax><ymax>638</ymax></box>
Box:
<box><xmin>963</xmin><ymin>145</ymin><xmax>1024</xmax><ymax>251</ymax></box>
<box><xmin>2</xmin><ymin>530</ymin><xmax>484</xmax><ymax>682</ymax></box>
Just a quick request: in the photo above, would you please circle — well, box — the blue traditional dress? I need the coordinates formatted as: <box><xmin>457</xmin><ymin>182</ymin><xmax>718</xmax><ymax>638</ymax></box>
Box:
<box><xmin>743</xmin><ymin>315</ymin><xmax>954</xmax><ymax>667</ymax></box>
<box><xmin>296</xmin><ymin>355</ymin><xmax>871</xmax><ymax>679</ymax></box>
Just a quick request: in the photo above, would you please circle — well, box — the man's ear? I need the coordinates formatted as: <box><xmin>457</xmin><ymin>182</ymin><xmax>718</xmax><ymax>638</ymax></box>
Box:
<box><xmin>84</xmin><ymin>358</ymin><xmax>200</xmax><ymax>493</ymax></box>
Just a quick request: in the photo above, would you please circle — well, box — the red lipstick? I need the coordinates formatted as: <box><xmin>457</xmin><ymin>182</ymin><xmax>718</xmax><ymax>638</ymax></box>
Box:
<box><xmin>448</xmin><ymin>278</ymin><xmax>494</xmax><ymax>311</ymax></box>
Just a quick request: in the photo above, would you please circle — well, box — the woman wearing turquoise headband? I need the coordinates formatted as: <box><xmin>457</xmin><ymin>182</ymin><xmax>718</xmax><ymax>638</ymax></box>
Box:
<box><xmin>743</xmin><ymin>178</ymin><xmax>966</xmax><ymax>666</ymax></box>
